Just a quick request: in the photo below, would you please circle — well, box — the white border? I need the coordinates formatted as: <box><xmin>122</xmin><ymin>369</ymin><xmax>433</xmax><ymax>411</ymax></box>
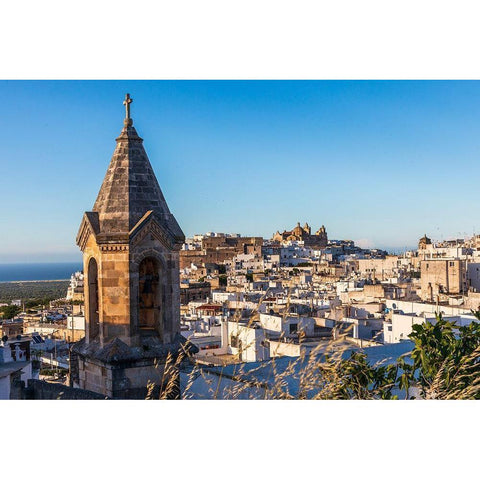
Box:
<box><xmin>2</xmin><ymin>1</ymin><xmax>480</xmax><ymax>477</ymax></box>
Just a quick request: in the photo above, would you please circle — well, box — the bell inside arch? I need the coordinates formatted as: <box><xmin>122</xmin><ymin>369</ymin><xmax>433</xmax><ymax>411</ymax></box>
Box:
<box><xmin>141</xmin><ymin>276</ymin><xmax>154</xmax><ymax>294</ymax></box>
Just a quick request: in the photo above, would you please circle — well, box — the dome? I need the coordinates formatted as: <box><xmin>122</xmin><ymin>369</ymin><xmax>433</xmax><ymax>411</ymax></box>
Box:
<box><xmin>293</xmin><ymin>223</ymin><xmax>304</xmax><ymax>236</ymax></box>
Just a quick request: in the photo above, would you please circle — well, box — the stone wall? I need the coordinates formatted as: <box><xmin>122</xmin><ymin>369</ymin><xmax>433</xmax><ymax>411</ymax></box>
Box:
<box><xmin>180</xmin><ymin>250</ymin><xmax>207</xmax><ymax>269</ymax></box>
<box><xmin>100</xmin><ymin>246</ymin><xmax>131</xmax><ymax>341</ymax></box>
<box><xmin>24</xmin><ymin>379</ymin><xmax>108</xmax><ymax>400</ymax></box>
<box><xmin>420</xmin><ymin>259</ymin><xmax>466</xmax><ymax>300</ymax></box>
<box><xmin>180</xmin><ymin>282</ymin><xmax>211</xmax><ymax>304</ymax></box>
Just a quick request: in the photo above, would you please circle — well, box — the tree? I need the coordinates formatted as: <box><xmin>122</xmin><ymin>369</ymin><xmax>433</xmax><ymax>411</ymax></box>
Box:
<box><xmin>296</xmin><ymin>313</ymin><xmax>480</xmax><ymax>400</ymax></box>
<box><xmin>0</xmin><ymin>305</ymin><xmax>21</xmax><ymax>320</ymax></box>
<box><xmin>311</xmin><ymin>351</ymin><xmax>400</xmax><ymax>399</ymax></box>
<box><xmin>404</xmin><ymin>314</ymin><xmax>480</xmax><ymax>399</ymax></box>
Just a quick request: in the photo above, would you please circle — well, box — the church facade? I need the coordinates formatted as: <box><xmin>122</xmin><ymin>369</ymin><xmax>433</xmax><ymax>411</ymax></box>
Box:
<box><xmin>70</xmin><ymin>95</ymin><xmax>194</xmax><ymax>399</ymax></box>
<box><xmin>272</xmin><ymin>222</ymin><xmax>328</xmax><ymax>248</ymax></box>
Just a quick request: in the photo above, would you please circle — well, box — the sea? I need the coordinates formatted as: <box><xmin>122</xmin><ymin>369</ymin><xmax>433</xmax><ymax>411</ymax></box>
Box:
<box><xmin>0</xmin><ymin>263</ymin><xmax>83</xmax><ymax>282</ymax></box>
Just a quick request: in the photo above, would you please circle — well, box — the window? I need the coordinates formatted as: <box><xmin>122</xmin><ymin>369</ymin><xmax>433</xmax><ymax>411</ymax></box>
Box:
<box><xmin>230</xmin><ymin>334</ymin><xmax>239</xmax><ymax>348</ymax></box>
<box><xmin>139</xmin><ymin>257</ymin><xmax>161</xmax><ymax>332</ymax></box>
<box><xmin>87</xmin><ymin>257</ymin><xmax>99</xmax><ymax>340</ymax></box>
<box><xmin>289</xmin><ymin>323</ymin><xmax>298</xmax><ymax>334</ymax></box>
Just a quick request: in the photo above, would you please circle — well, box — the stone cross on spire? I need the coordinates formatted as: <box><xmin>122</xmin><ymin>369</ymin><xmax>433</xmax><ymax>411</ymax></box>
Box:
<box><xmin>123</xmin><ymin>93</ymin><xmax>133</xmax><ymax>126</ymax></box>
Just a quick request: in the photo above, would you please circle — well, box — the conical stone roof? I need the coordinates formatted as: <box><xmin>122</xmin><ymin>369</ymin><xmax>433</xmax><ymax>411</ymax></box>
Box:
<box><xmin>91</xmin><ymin>107</ymin><xmax>184</xmax><ymax>243</ymax></box>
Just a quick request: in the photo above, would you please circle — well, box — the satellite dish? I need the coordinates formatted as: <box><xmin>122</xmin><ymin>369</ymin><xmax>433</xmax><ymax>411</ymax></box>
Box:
<box><xmin>1</xmin><ymin>335</ymin><xmax>8</xmax><ymax>342</ymax></box>
<box><xmin>16</xmin><ymin>334</ymin><xmax>22</xmax><ymax>340</ymax></box>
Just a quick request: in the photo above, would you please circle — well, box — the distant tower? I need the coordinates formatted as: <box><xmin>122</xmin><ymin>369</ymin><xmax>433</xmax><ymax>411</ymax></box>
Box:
<box><xmin>71</xmin><ymin>94</ymin><xmax>191</xmax><ymax>399</ymax></box>
<box><xmin>314</xmin><ymin>225</ymin><xmax>328</xmax><ymax>248</ymax></box>
<box><xmin>418</xmin><ymin>234</ymin><xmax>432</xmax><ymax>250</ymax></box>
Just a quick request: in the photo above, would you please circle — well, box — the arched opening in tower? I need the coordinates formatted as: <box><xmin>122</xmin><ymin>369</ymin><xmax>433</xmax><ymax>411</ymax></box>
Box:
<box><xmin>87</xmin><ymin>257</ymin><xmax>99</xmax><ymax>340</ymax></box>
<box><xmin>138</xmin><ymin>257</ymin><xmax>161</xmax><ymax>334</ymax></box>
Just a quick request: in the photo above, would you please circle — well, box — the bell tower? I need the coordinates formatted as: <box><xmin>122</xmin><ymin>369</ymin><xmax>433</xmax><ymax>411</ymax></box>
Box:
<box><xmin>70</xmin><ymin>94</ymin><xmax>191</xmax><ymax>399</ymax></box>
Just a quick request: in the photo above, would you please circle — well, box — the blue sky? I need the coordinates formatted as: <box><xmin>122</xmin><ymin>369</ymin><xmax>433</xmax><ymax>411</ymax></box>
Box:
<box><xmin>1</xmin><ymin>80</ymin><xmax>480</xmax><ymax>263</ymax></box>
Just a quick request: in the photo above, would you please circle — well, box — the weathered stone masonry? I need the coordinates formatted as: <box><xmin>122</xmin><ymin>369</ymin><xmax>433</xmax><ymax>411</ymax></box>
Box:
<box><xmin>70</xmin><ymin>95</ymin><xmax>195</xmax><ymax>399</ymax></box>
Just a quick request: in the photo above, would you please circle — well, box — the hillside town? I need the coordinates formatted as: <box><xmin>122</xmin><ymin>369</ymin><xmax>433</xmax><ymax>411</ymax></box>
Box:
<box><xmin>2</xmin><ymin>223</ymin><xmax>480</xmax><ymax>399</ymax></box>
